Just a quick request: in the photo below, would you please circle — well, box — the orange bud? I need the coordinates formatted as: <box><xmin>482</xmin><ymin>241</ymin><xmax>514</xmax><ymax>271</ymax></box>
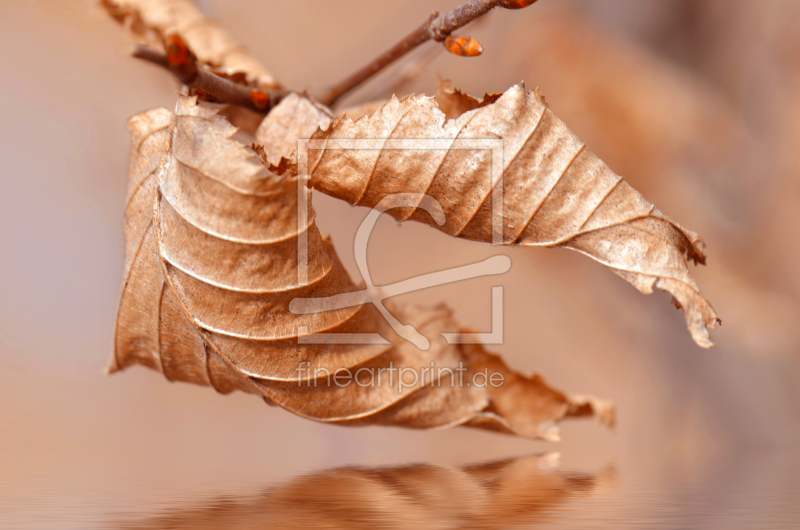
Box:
<box><xmin>444</xmin><ymin>35</ymin><xmax>483</xmax><ymax>57</ymax></box>
<box><xmin>193</xmin><ymin>88</ymin><xmax>211</xmax><ymax>100</ymax></box>
<box><xmin>502</xmin><ymin>0</ymin><xmax>538</xmax><ymax>8</ymax></box>
<box><xmin>165</xmin><ymin>34</ymin><xmax>190</xmax><ymax>66</ymax></box>
<box><xmin>251</xmin><ymin>89</ymin><xmax>270</xmax><ymax>110</ymax></box>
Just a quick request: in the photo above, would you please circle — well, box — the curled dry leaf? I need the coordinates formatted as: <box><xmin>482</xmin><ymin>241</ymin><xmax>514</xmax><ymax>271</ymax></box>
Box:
<box><xmin>101</xmin><ymin>0</ymin><xmax>279</xmax><ymax>89</ymax></box>
<box><xmin>306</xmin><ymin>83</ymin><xmax>720</xmax><ymax>348</ymax></box>
<box><xmin>114</xmin><ymin>453</ymin><xmax>602</xmax><ymax>529</ymax></box>
<box><xmin>111</xmin><ymin>94</ymin><xmax>613</xmax><ymax>440</ymax></box>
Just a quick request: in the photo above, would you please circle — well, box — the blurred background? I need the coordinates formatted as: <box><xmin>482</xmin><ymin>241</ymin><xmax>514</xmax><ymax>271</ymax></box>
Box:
<box><xmin>1</xmin><ymin>0</ymin><xmax>799</xmax><ymax>528</ymax></box>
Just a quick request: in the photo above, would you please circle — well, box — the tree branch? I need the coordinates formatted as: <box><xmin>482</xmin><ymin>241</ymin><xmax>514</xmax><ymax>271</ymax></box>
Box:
<box><xmin>317</xmin><ymin>0</ymin><xmax>538</xmax><ymax>107</ymax></box>
<box><xmin>133</xmin><ymin>35</ymin><xmax>287</xmax><ymax>113</ymax></box>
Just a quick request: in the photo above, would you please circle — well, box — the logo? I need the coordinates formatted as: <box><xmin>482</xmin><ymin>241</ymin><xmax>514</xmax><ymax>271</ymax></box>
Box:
<box><xmin>291</xmin><ymin>138</ymin><xmax>508</xmax><ymax>349</ymax></box>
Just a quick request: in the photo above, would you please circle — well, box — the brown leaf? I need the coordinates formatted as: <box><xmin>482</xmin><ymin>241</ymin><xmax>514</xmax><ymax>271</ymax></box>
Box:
<box><xmin>336</xmin><ymin>99</ymin><xmax>387</xmax><ymax>122</ymax></box>
<box><xmin>435</xmin><ymin>78</ymin><xmax>501</xmax><ymax>121</ymax></box>
<box><xmin>113</xmin><ymin>453</ymin><xmax>603</xmax><ymax>529</ymax></box>
<box><xmin>307</xmin><ymin>83</ymin><xmax>720</xmax><ymax>348</ymax></box>
<box><xmin>101</xmin><ymin>0</ymin><xmax>279</xmax><ymax>89</ymax></box>
<box><xmin>111</xmin><ymin>96</ymin><xmax>613</xmax><ymax>440</ymax></box>
<box><xmin>255</xmin><ymin>93</ymin><xmax>333</xmax><ymax>168</ymax></box>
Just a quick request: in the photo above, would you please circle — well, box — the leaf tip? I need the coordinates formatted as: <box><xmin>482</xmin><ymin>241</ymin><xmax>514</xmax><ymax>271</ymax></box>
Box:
<box><xmin>105</xmin><ymin>358</ymin><xmax>121</xmax><ymax>375</ymax></box>
<box><xmin>532</xmin><ymin>86</ymin><xmax>548</xmax><ymax>106</ymax></box>
<box><xmin>568</xmin><ymin>395</ymin><xmax>616</xmax><ymax>428</ymax></box>
<box><xmin>540</xmin><ymin>425</ymin><xmax>561</xmax><ymax>442</ymax></box>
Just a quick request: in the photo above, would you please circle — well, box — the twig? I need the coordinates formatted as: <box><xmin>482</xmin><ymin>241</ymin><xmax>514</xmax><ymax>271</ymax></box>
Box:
<box><xmin>358</xmin><ymin>43</ymin><xmax>444</xmax><ymax>103</ymax></box>
<box><xmin>318</xmin><ymin>0</ymin><xmax>538</xmax><ymax>107</ymax></box>
<box><xmin>133</xmin><ymin>35</ymin><xmax>287</xmax><ymax>113</ymax></box>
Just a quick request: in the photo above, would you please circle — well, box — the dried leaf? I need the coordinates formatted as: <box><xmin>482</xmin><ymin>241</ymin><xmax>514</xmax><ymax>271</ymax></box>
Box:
<box><xmin>307</xmin><ymin>83</ymin><xmax>720</xmax><ymax>348</ymax></box>
<box><xmin>435</xmin><ymin>78</ymin><xmax>501</xmax><ymax>121</ymax></box>
<box><xmin>114</xmin><ymin>453</ymin><xmax>602</xmax><ymax>529</ymax></box>
<box><xmin>101</xmin><ymin>0</ymin><xmax>279</xmax><ymax>89</ymax></box>
<box><xmin>111</xmin><ymin>96</ymin><xmax>613</xmax><ymax>440</ymax></box>
<box><xmin>336</xmin><ymin>99</ymin><xmax>386</xmax><ymax>122</ymax></box>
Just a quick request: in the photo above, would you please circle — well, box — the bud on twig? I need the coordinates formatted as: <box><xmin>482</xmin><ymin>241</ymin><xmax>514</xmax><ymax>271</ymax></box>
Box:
<box><xmin>444</xmin><ymin>35</ymin><xmax>484</xmax><ymax>57</ymax></box>
<box><xmin>502</xmin><ymin>0</ymin><xmax>539</xmax><ymax>9</ymax></box>
<box><xmin>132</xmin><ymin>36</ymin><xmax>286</xmax><ymax>114</ymax></box>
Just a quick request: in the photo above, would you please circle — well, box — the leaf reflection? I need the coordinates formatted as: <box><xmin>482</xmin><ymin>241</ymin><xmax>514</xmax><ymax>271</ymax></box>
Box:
<box><xmin>115</xmin><ymin>453</ymin><xmax>607</xmax><ymax>529</ymax></box>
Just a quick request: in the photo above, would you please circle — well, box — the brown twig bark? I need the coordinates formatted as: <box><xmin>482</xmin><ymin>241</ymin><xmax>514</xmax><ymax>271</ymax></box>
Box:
<box><xmin>132</xmin><ymin>35</ymin><xmax>287</xmax><ymax>114</ymax></box>
<box><xmin>130</xmin><ymin>3</ymin><xmax>537</xmax><ymax>113</ymax></box>
<box><xmin>317</xmin><ymin>0</ymin><xmax>537</xmax><ymax>107</ymax></box>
